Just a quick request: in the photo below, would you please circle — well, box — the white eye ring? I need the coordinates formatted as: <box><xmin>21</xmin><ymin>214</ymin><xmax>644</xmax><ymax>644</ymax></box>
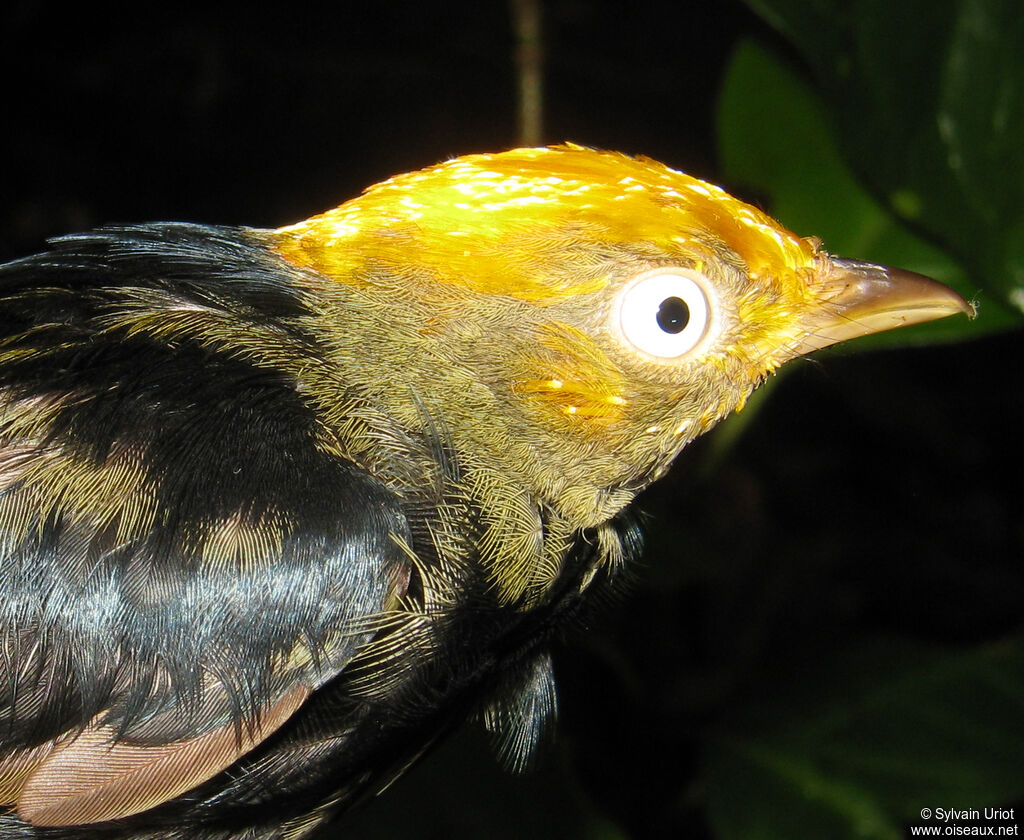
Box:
<box><xmin>615</xmin><ymin>267</ymin><xmax>714</xmax><ymax>359</ymax></box>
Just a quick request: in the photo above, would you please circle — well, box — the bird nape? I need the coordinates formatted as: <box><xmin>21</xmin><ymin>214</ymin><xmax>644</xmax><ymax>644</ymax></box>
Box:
<box><xmin>0</xmin><ymin>145</ymin><xmax>970</xmax><ymax>839</ymax></box>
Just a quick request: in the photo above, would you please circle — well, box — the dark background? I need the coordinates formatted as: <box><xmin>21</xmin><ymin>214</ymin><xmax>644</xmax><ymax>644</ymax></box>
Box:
<box><xmin>2</xmin><ymin>2</ymin><xmax>1020</xmax><ymax>838</ymax></box>
<box><xmin>2</xmin><ymin>2</ymin><xmax>766</xmax><ymax>250</ymax></box>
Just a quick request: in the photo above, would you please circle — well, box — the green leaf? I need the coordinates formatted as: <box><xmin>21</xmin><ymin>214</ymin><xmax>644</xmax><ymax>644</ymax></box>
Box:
<box><xmin>738</xmin><ymin>0</ymin><xmax>1024</xmax><ymax>315</ymax></box>
<box><xmin>715</xmin><ymin>38</ymin><xmax>1018</xmax><ymax>348</ymax></box>
<box><xmin>705</xmin><ymin>638</ymin><xmax>1024</xmax><ymax>840</ymax></box>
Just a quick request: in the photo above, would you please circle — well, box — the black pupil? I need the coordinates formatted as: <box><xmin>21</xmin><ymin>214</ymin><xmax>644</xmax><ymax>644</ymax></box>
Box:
<box><xmin>656</xmin><ymin>296</ymin><xmax>690</xmax><ymax>334</ymax></box>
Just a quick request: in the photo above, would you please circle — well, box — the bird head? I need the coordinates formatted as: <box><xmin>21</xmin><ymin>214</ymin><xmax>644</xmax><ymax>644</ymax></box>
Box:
<box><xmin>270</xmin><ymin>145</ymin><xmax>970</xmax><ymax>598</ymax></box>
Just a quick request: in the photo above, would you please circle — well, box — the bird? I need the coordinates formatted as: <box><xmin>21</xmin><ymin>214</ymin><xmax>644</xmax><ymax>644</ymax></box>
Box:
<box><xmin>0</xmin><ymin>144</ymin><xmax>970</xmax><ymax>839</ymax></box>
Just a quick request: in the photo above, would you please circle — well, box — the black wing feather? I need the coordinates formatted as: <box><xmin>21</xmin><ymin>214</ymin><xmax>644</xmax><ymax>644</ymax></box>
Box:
<box><xmin>0</xmin><ymin>224</ymin><xmax>406</xmax><ymax>758</ymax></box>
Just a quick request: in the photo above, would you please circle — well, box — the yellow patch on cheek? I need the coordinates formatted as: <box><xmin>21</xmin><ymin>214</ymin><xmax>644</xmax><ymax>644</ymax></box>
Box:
<box><xmin>516</xmin><ymin>377</ymin><xmax>629</xmax><ymax>425</ymax></box>
<box><xmin>512</xmin><ymin>323</ymin><xmax>630</xmax><ymax>430</ymax></box>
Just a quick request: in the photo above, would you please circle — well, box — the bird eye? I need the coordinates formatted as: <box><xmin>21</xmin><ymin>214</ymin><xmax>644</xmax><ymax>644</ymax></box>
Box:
<box><xmin>616</xmin><ymin>268</ymin><xmax>713</xmax><ymax>359</ymax></box>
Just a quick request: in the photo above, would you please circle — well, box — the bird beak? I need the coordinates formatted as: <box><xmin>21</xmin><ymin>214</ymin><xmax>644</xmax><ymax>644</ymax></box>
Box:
<box><xmin>787</xmin><ymin>257</ymin><xmax>975</xmax><ymax>358</ymax></box>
